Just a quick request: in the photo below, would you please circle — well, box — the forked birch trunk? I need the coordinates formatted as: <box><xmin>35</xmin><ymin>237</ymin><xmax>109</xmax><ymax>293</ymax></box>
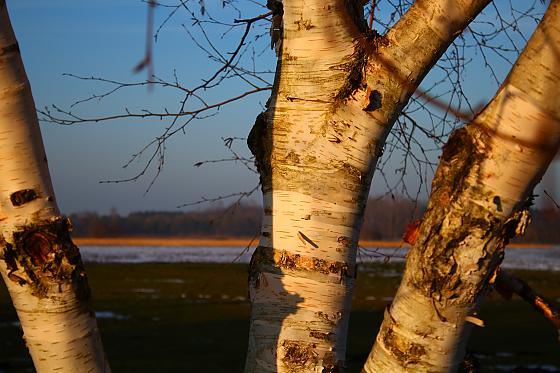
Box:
<box><xmin>364</xmin><ymin>0</ymin><xmax>560</xmax><ymax>371</ymax></box>
<box><xmin>245</xmin><ymin>0</ymin><xmax>490</xmax><ymax>371</ymax></box>
<box><xmin>0</xmin><ymin>3</ymin><xmax>110</xmax><ymax>372</ymax></box>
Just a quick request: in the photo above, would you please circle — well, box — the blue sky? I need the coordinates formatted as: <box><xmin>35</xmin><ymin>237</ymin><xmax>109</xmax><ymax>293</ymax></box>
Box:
<box><xmin>9</xmin><ymin>0</ymin><xmax>271</xmax><ymax>214</ymax></box>
<box><xmin>7</xmin><ymin>1</ymin><xmax>557</xmax><ymax>214</ymax></box>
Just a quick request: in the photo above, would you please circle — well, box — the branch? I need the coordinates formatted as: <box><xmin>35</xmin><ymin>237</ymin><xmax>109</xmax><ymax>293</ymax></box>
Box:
<box><xmin>495</xmin><ymin>269</ymin><xmax>560</xmax><ymax>339</ymax></box>
<box><xmin>39</xmin><ymin>87</ymin><xmax>271</xmax><ymax>125</ymax></box>
<box><xmin>176</xmin><ymin>184</ymin><xmax>260</xmax><ymax>208</ymax></box>
<box><xmin>381</xmin><ymin>0</ymin><xmax>492</xmax><ymax>87</ymax></box>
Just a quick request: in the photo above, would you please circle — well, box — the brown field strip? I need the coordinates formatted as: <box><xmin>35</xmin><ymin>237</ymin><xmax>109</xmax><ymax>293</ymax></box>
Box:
<box><xmin>73</xmin><ymin>237</ymin><xmax>554</xmax><ymax>249</ymax></box>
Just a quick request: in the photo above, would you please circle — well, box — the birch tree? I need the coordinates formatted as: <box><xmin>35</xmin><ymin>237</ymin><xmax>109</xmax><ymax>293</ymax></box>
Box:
<box><xmin>243</xmin><ymin>1</ymin><xmax>498</xmax><ymax>371</ymax></box>
<box><xmin>365</xmin><ymin>0</ymin><xmax>560</xmax><ymax>370</ymax></box>
<box><xmin>0</xmin><ymin>2</ymin><xmax>110</xmax><ymax>371</ymax></box>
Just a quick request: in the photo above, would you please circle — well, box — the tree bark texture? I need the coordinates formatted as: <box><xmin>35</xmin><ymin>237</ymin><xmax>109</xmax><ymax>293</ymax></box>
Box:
<box><xmin>364</xmin><ymin>1</ymin><xmax>560</xmax><ymax>371</ymax></box>
<box><xmin>245</xmin><ymin>0</ymin><xmax>491</xmax><ymax>371</ymax></box>
<box><xmin>0</xmin><ymin>3</ymin><xmax>110</xmax><ymax>372</ymax></box>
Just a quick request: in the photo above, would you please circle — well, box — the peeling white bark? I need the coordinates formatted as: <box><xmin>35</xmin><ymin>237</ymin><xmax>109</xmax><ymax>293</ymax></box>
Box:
<box><xmin>365</xmin><ymin>1</ymin><xmax>560</xmax><ymax>371</ymax></box>
<box><xmin>0</xmin><ymin>3</ymin><xmax>110</xmax><ymax>372</ymax></box>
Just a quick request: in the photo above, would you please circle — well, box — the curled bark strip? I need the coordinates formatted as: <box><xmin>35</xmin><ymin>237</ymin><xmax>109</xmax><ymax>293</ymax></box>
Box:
<box><xmin>465</xmin><ymin>315</ymin><xmax>485</xmax><ymax>328</ymax></box>
<box><xmin>495</xmin><ymin>269</ymin><xmax>560</xmax><ymax>337</ymax></box>
<box><xmin>250</xmin><ymin>246</ymin><xmax>356</xmax><ymax>279</ymax></box>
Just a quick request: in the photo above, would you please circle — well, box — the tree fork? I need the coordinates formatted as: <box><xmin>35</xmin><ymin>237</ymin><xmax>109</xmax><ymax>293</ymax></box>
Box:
<box><xmin>245</xmin><ymin>0</ymin><xmax>495</xmax><ymax>371</ymax></box>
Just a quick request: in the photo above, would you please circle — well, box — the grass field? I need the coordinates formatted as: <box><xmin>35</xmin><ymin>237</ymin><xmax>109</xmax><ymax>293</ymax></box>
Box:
<box><xmin>1</xmin><ymin>262</ymin><xmax>559</xmax><ymax>372</ymax></box>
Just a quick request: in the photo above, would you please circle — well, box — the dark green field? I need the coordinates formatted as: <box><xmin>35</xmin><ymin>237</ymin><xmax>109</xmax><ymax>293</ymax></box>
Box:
<box><xmin>1</xmin><ymin>263</ymin><xmax>559</xmax><ymax>372</ymax></box>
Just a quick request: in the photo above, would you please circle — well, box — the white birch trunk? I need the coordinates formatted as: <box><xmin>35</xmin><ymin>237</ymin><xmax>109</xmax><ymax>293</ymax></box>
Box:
<box><xmin>364</xmin><ymin>1</ymin><xmax>560</xmax><ymax>371</ymax></box>
<box><xmin>0</xmin><ymin>3</ymin><xmax>110</xmax><ymax>371</ymax></box>
<box><xmin>245</xmin><ymin>0</ymin><xmax>490</xmax><ymax>371</ymax></box>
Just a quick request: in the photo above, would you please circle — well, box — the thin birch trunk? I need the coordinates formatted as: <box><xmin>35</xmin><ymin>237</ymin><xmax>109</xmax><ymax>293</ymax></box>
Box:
<box><xmin>0</xmin><ymin>3</ymin><xmax>110</xmax><ymax>371</ymax></box>
<box><xmin>245</xmin><ymin>0</ymin><xmax>490</xmax><ymax>371</ymax></box>
<box><xmin>364</xmin><ymin>0</ymin><xmax>560</xmax><ymax>371</ymax></box>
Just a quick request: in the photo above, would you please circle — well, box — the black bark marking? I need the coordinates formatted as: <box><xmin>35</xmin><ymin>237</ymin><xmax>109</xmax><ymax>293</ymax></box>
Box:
<box><xmin>493</xmin><ymin>196</ymin><xmax>503</xmax><ymax>212</ymax></box>
<box><xmin>362</xmin><ymin>89</ymin><xmax>382</xmax><ymax>112</ymax></box>
<box><xmin>267</xmin><ymin>0</ymin><xmax>283</xmax><ymax>50</ymax></box>
<box><xmin>247</xmin><ymin>112</ymin><xmax>272</xmax><ymax>191</ymax></box>
<box><xmin>344</xmin><ymin>0</ymin><xmax>369</xmax><ymax>33</ymax></box>
<box><xmin>334</xmin><ymin>53</ymin><xmax>367</xmax><ymax>105</ymax></box>
<box><xmin>337</xmin><ymin>236</ymin><xmax>351</xmax><ymax>246</ymax></box>
<box><xmin>298</xmin><ymin>231</ymin><xmax>319</xmax><ymax>248</ymax></box>
<box><xmin>1</xmin><ymin>241</ymin><xmax>25</xmax><ymax>285</ymax></box>
<box><xmin>309</xmin><ymin>330</ymin><xmax>332</xmax><ymax>341</ymax></box>
<box><xmin>10</xmin><ymin>189</ymin><xmax>39</xmax><ymax>206</ymax></box>
<box><xmin>315</xmin><ymin>311</ymin><xmax>342</xmax><ymax>326</ymax></box>
<box><xmin>334</xmin><ymin>31</ymin><xmax>388</xmax><ymax>106</ymax></box>
<box><xmin>0</xmin><ymin>42</ymin><xmax>19</xmax><ymax>56</ymax></box>
<box><xmin>328</xmin><ymin>136</ymin><xmax>342</xmax><ymax>144</ymax></box>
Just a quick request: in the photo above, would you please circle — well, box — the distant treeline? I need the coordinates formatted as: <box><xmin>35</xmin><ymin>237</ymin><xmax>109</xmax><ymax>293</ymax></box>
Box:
<box><xmin>69</xmin><ymin>197</ymin><xmax>560</xmax><ymax>244</ymax></box>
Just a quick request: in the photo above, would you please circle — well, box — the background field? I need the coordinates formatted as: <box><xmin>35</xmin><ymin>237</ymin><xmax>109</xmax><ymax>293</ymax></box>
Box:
<box><xmin>1</xmin><ymin>262</ymin><xmax>559</xmax><ymax>372</ymax></box>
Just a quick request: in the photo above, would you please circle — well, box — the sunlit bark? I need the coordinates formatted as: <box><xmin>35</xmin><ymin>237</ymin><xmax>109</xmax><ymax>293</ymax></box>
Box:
<box><xmin>364</xmin><ymin>0</ymin><xmax>560</xmax><ymax>371</ymax></box>
<box><xmin>0</xmin><ymin>2</ymin><xmax>110</xmax><ymax>372</ymax></box>
<box><xmin>245</xmin><ymin>0</ymin><xmax>491</xmax><ymax>371</ymax></box>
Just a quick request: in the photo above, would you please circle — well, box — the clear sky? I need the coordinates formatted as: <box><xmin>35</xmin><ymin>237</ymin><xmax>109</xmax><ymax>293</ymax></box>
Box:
<box><xmin>6</xmin><ymin>1</ymin><xmax>557</xmax><ymax>214</ymax></box>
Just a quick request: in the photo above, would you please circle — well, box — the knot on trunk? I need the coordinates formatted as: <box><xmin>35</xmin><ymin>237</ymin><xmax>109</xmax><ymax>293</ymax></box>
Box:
<box><xmin>247</xmin><ymin>112</ymin><xmax>272</xmax><ymax>191</ymax></box>
<box><xmin>1</xmin><ymin>217</ymin><xmax>90</xmax><ymax>299</ymax></box>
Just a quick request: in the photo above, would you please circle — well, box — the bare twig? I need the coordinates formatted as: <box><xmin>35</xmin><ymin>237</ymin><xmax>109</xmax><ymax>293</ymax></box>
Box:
<box><xmin>177</xmin><ymin>184</ymin><xmax>260</xmax><ymax>208</ymax></box>
<box><xmin>544</xmin><ymin>190</ymin><xmax>560</xmax><ymax>210</ymax></box>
